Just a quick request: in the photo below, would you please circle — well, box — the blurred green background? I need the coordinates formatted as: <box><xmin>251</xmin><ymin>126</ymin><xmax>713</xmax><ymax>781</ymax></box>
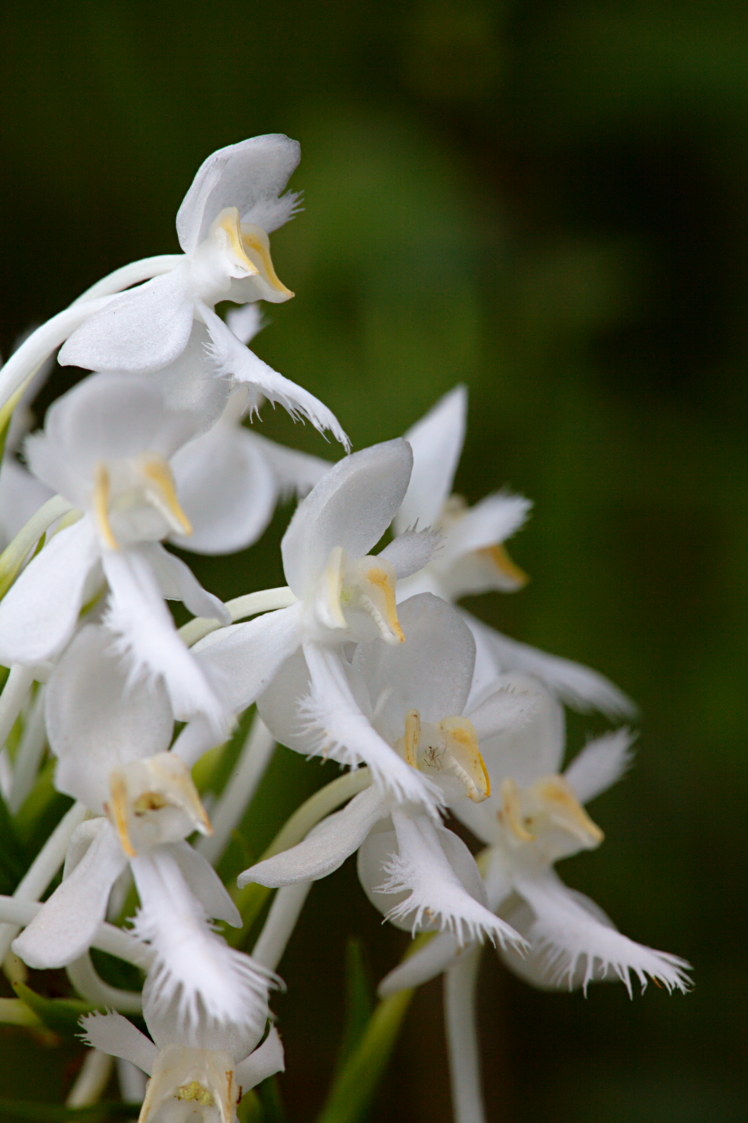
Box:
<box><xmin>1</xmin><ymin>1</ymin><xmax>746</xmax><ymax>1120</ymax></box>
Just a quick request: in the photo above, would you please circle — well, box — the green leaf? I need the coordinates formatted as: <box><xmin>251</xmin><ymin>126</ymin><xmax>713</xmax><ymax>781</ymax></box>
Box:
<box><xmin>13</xmin><ymin>981</ymin><xmax>100</xmax><ymax>1040</ymax></box>
<box><xmin>316</xmin><ymin>986</ymin><xmax>415</xmax><ymax>1123</ymax></box>
<box><xmin>334</xmin><ymin>940</ymin><xmax>375</xmax><ymax>1072</ymax></box>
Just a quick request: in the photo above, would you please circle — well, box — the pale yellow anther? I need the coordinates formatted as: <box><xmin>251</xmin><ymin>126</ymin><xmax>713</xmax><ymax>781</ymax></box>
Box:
<box><xmin>139</xmin><ymin>455</ymin><xmax>193</xmax><ymax>536</ymax></box>
<box><xmin>533</xmin><ymin>775</ymin><xmax>604</xmax><ymax>845</ymax></box>
<box><xmin>500</xmin><ymin>776</ymin><xmax>534</xmax><ymax>842</ymax></box>
<box><xmin>107</xmin><ymin>771</ymin><xmax>136</xmax><ymax>858</ymax></box>
<box><xmin>93</xmin><ymin>462</ymin><xmax>119</xmax><ymax>550</ymax></box>
<box><xmin>441</xmin><ymin>717</ymin><xmax>491</xmax><ymax>801</ymax></box>
<box><xmin>401</xmin><ymin>711</ymin><xmax>490</xmax><ymax>802</ymax></box>
<box><xmin>480</xmin><ymin>542</ymin><xmax>529</xmax><ymax>588</ymax></box>
<box><xmin>363</xmin><ymin>565</ymin><xmax>404</xmax><ymax>644</ymax></box>
<box><xmin>106</xmin><ymin>755</ymin><xmax>212</xmax><ymax>859</ymax></box>
<box><xmin>176</xmin><ymin>1082</ymin><xmax>215</xmax><ymax>1106</ymax></box>
<box><xmin>217</xmin><ymin>207</ymin><xmax>260</xmax><ymax>277</ymax></box>
<box><xmin>241</xmin><ymin>221</ymin><xmax>295</xmax><ymax>297</ymax></box>
<box><xmin>403</xmin><ymin>710</ymin><xmax>421</xmax><ymax>768</ymax></box>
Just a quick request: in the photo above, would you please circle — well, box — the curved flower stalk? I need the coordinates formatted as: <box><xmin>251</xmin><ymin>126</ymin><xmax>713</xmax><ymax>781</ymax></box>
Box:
<box><xmin>244</xmin><ymin>596</ymin><xmax>537</xmax><ymax>950</ymax></box>
<box><xmin>12</xmin><ymin>627</ymin><xmax>271</xmax><ymax>1030</ymax></box>
<box><xmin>81</xmin><ymin>976</ymin><xmax>283</xmax><ymax>1123</ymax></box>
<box><xmin>0</xmin><ymin>373</ymin><xmax>231</xmax><ymax>729</ymax></box>
<box><xmin>397</xmin><ymin>385</ymin><xmax>636</xmax><ymax>716</ymax></box>
<box><xmin>181</xmin><ymin>439</ymin><xmax>440</xmax><ymax>806</ymax></box>
<box><xmin>381</xmin><ymin>674</ymin><xmax>690</xmax><ymax>1001</ymax></box>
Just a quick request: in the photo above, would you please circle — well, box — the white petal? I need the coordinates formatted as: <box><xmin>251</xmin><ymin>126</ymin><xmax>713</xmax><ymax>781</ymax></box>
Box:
<box><xmin>194</xmin><ymin>603</ymin><xmax>302</xmax><ymax>716</ymax></box>
<box><xmin>468</xmin><ymin>612</ymin><xmax>637</xmax><ymax>718</ymax></box>
<box><xmin>0</xmin><ymin>459</ymin><xmax>53</xmax><ymax>547</ymax></box>
<box><xmin>235</xmin><ymin>1026</ymin><xmax>285</xmax><ymax>1088</ymax></box>
<box><xmin>240</xmin><ymin>786</ymin><xmax>387</xmax><ymax>888</ymax></box>
<box><xmin>176</xmin><ymin>135</ymin><xmax>301</xmax><ymax>252</ymax></box>
<box><xmin>131</xmin><ymin>847</ymin><xmax>276</xmax><ymax>1033</ymax></box>
<box><xmin>170</xmin><ymin>423</ymin><xmax>278</xmax><ymax>554</ymax></box>
<box><xmin>398</xmin><ymin>386</ymin><xmax>467</xmax><ymax>531</ymax></box>
<box><xmin>59</xmin><ymin>271</ymin><xmax>195</xmax><ymax>373</ymax></box>
<box><xmin>359</xmin><ymin>810</ymin><xmax>523</xmax><ymax>949</ymax></box>
<box><xmin>47</xmin><ymin>625</ymin><xmax>173</xmax><ymax>810</ymax></box>
<box><xmin>378</xmin><ymin>931</ymin><xmax>462</xmax><ymax>996</ymax></box>
<box><xmin>378</xmin><ymin>528</ymin><xmax>441</xmax><ymax>580</ymax></box>
<box><xmin>282</xmin><ymin>440</ymin><xmax>412</xmax><ymax>596</ymax></box>
<box><xmin>301</xmin><ymin>643</ymin><xmax>439</xmax><ymax>809</ymax></box>
<box><xmin>564</xmin><ymin>728</ymin><xmax>636</xmax><ymax>805</ymax></box>
<box><xmin>101</xmin><ymin>549</ymin><xmax>229</xmax><ymax>734</ymax></box>
<box><xmin>13</xmin><ymin>822</ymin><xmax>125</xmax><ymax>968</ymax></box>
<box><xmin>440</xmin><ymin>491</ymin><xmax>531</xmax><ymax>564</ymax></box>
<box><xmin>201</xmin><ymin>306</ymin><xmax>349</xmax><ymax>447</ymax></box>
<box><xmin>352</xmin><ymin>594</ymin><xmax>475</xmax><ymax>737</ymax></box>
<box><xmin>0</xmin><ymin>519</ymin><xmax>99</xmax><ymax>665</ymax></box>
<box><xmin>507</xmin><ymin>869</ymin><xmax>691</xmax><ymax>995</ymax></box>
<box><xmin>169</xmin><ymin>841</ymin><xmax>241</xmax><ymax>927</ymax></box>
<box><xmin>80</xmin><ymin>1011</ymin><xmax>157</xmax><ymax>1075</ymax></box>
<box><xmin>474</xmin><ymin>674</ymin><xmax>565</xmax><ymax>791</ymax></box>
<box><xmin>141</xmin><ymin>543</ymin><xmax>228</xmax><ymax>622</ymax></box>
<box><xmin>27</xmin><ymin>374</ymin><xmax>196</xmax><ymax>493</ymax></box>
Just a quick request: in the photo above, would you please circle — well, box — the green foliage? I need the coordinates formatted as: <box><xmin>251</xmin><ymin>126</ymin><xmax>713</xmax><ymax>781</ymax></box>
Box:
<box><xmin>13</xmin><ymin>982</ymin><xmax>99</xmax><ymax>1041</ymax></box>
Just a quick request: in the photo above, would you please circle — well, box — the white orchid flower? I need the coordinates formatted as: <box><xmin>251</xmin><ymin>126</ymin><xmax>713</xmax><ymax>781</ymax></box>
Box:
<box><xmin>397</xmin><ymin>385</ymin><xmax>635</xmax><ymax>716</ymax></box>
<box><xmin>244</xmin><ymin>596</ymin><xmax>537</xmax><ymax>950</ymax></box>
<box><xmin>12</xmin><ymin>626</ymin><xmax>272</xmax><ymax>1030</ymax></box>
<box><xmin>182</xmin><ymin>439</ymin><xmax>439</xmax><ymax>806</ymax></box>
<box><xmin>81</xmin><ymin>978</ymin><xmax>283</xmax><ymax>1123</ymax></box>
<box><xmin>0</xmin><ymin>136</ymin><xmax>346</xmax><ymax>445</ymax></box>
<box><xmin>0</xmin><ymin>373</ymin><xmax>230</xmax><ymax>729</ymax></box>
<box><xmin>381</xmin><ymin>675</ymin><xmax>690</xmax><ymax>998</ymax></box>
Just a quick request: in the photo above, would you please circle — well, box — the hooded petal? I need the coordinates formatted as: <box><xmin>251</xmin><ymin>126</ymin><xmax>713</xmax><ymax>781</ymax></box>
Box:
<box><xmin>47</xmin><ymin>624</ymin><xmax>174</xmax><ymax>811</ymax></box>
<box><xmin>282</xmin><ymin>440</ymin><xmax>413</xmax><ymax>596</ymax></box>
<box><xmin>240</xmin><ymin>785</ymin><xmax>387</xmax><ymax>888</ymax></box>
<box><xmin>475</xmin><ymin>675</ymin><xmax>565</xmax><ymax>791</ymax></box>
<box><xmin>26</xmin><ymin>374</ymin><xmax>197</xmax><ymax>497</ymax></box>
<box><xmin>12</xmin><ymin>820</ymin><xmax>126</xmax><ymax>968</ymax></box>
<box><xmin>176</xmin><ymin>135</ymin><xmax>301</xmax><ymax>252</ymax></box>
<box><xmin>352</xmin><ymin>594</ymin><xmax>475</xmax><ymax>740</ymax></box>
<box><xmin>59</xmin><ymin>270</ymin><xmax>195</xmax><ymax>374</ymax></box>
<box><xmin>169</xmin><ymin>420</ymin><xmax>278</xmax><ymax>555</ymax></box>
<box><xmin>397</xmin><ymin>385</ymin><xmax>467</xmax><ymax>531</ymax></box>
<box><xmin>505</xmin><ymin>869</ymin><xmax>691</xmax><ymax>995</ymax></box>
<box><xmin>0</xmin><ymin>519</ymin><xmax>99</xmax><ymax>666</ymax></box>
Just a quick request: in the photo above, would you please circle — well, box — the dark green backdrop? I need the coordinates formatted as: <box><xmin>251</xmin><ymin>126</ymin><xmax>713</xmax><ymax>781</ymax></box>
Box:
<box><xmin>1</xmin><ymin>2</ymin><xmax>745</xmax><ymax>1120</ymax></box>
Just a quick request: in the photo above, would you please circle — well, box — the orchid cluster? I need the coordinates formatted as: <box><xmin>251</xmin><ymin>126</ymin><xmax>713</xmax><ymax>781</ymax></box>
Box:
<box><xmin>0</xmin><ymin>135</ymin><xmax>689</xmax><ymax>1122</ymax></box>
